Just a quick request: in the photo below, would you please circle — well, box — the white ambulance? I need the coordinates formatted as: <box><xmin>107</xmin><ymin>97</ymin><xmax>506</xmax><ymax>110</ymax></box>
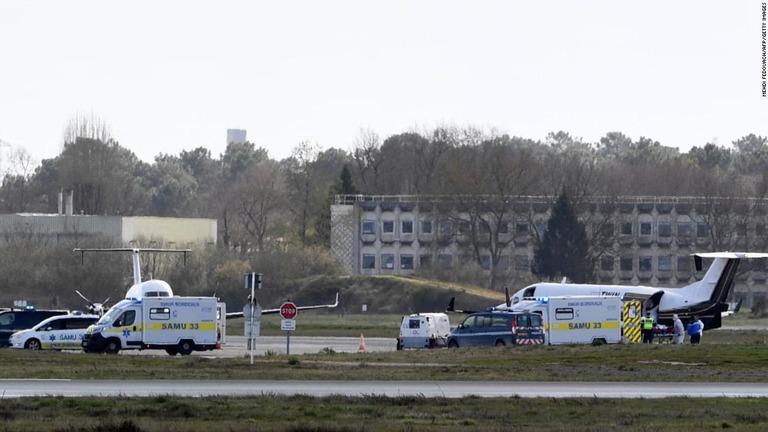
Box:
<box><xmin>396</xmin><ymin>312</ymin><xmax>451</xmax><ymax>349</ymax></box>
<box><xmin>10</xmin><ymin>313</ymin><xmax>100</xmax><ymax>350</ymax></box>
<box><xmin>82</xmin><ymin>296</ymin><xmax>226</xmax><ymax>355</ymax></box>
<box><xmin>511</xmin><ymin>296</ymin><xmax>625</xmax><ymax>345</ymax></box>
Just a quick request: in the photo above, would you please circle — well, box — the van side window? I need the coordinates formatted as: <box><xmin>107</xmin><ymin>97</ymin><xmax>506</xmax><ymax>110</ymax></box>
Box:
<box><xmin>461</xmin><ymin>316</ymin><xmax>475</xmax><ymax>328</ymax></box>
<box><xmin>0</xmin><ymin>313</ymin><xmax>13</xmax><ymax>327</ymax></box>
<box><xmin>45</xmin><ymin>319</ymin><xmax>65</xmax><ymax>331</ymax></box>
<box><xmin>530</xmin><ymin>314</ymin><xmax>542</xmax><ymax>327</ymax></box>
<box><xmin>555</xmin><ymin>308</ymin><xmax>574</xmax><ymax>320</ymax></box>
<box><xmin>150</xmin><ymin>308</ymin><xmax>171</xmax><ymax>321</ymax></box>
<box><xmin>115</xmin><ymin>310</ymin><xmax>136</xmax><ymax>327</ymax></box>
<box><xmin>68</xmin><ymin>318</ymin><xmax>96</xmax><ymax>329</ymax></box>
<box><xmin>491</xmin><ymin>315</ymin><xmax>509</xmax><ymax>327</ymax></box>
<box><xmin>517</xmin><ymin>315</ymin><xmax>530</xmax><ymax>327</ymax></box>
<box><xmin>476</xmin><ymin>315</ymin><xmax>491</xmax><ymax>328</ymax></box>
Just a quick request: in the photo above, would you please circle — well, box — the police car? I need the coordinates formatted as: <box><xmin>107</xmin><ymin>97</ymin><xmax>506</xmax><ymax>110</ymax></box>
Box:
<box><xmin>9</xmin><ymin>313</ymin><xmax>99</xmax><ymax>350</ymax></box>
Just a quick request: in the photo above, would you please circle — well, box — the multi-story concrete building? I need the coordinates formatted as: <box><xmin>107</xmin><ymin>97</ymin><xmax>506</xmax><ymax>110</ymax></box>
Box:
<box><xmin>227</xmin><ymin>129</ymin><xmax>247</xmax><ymax>145</ymax></box>
<box><xmin>331</xmin><ymin>195</ymin><xmax>768</xmax><ymax>306</ymax></box>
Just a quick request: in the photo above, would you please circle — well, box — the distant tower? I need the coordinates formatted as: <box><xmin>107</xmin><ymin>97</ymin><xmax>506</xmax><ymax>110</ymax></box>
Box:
<box><xmin>227</xmin><ymin>129</ymin><xmax>247</xmax><ymax>145</ymax></box>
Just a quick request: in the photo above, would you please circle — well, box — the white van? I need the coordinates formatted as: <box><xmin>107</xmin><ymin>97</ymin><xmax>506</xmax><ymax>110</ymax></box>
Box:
<box><xmin>9</xmin><ymin>314</ymin><xmax>100</xmax><ymax>350</ymax></box>
<box><xmin>82</xmin><ymin>296</ymin><xmax>225</xmax><ymax>355</ymax></box>
<box><xmin>396</xmin><ymin>313</ymin><xmax>451</xmax><ymax>349</ymax></box>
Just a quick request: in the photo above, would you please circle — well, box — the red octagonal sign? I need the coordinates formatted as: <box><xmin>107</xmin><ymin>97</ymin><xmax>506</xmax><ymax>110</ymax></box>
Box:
<box><xmin>280</xmin><ymin>301</ymin><xmax>298</xmax><ymax>320</ymax></box>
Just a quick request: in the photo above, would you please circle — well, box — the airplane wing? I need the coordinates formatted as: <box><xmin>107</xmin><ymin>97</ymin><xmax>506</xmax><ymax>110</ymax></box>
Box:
<box><xmin>226</xmin><ymin>293</ymin><xmax>339</xmax><ymax>319</ymax></box>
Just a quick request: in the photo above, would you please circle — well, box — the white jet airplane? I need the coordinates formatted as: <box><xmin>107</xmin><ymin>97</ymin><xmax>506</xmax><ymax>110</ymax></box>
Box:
<box><xmin>501</xmin><ymin>252</ymin><xmax>768</xmax><ymax>331</ymax></box>
<box><xmin>74</xmin><ymin>247</ymin><xmax>339</xmax><ymax>316</ymax></box>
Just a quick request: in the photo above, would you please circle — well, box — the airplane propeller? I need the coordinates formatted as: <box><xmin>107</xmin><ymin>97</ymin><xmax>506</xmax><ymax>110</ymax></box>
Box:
<box><xmin>75</xmin><ymin>290</ymin><xmax>110</xmax><ymax>316</ymax></box>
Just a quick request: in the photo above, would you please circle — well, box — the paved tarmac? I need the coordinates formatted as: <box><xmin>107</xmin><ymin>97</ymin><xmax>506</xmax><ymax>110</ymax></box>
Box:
<box><xmin>124</xmin><ymin>335</ymin><xmax>397</xmax><ymax>357</ymax></box>
<box><xmin>3</xmin><ymin>379</ymin><xmax>768</xmax><ymax>398</ymax></box>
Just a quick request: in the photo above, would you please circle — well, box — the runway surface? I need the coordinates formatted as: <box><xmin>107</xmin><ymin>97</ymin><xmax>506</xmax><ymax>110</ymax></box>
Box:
<box><xmin>2</xmin><ymin>379</ymin><xmax>768</xmax><ymax>398</ymax></box>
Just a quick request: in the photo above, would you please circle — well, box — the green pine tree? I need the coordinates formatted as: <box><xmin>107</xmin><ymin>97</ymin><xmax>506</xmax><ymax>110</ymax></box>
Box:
<box><xmin>532</xmin><ymin>190</ymin><xmax>593</xmax><ymax>283</ymax></box>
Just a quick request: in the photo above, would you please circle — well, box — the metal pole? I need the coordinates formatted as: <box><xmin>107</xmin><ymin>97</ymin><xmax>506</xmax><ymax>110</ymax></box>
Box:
<box><xmin>286</xmin><ymin>329</ymin><xmax>291</xmax><ymax>356</ymax></box>
<box><xmin>249</xmin><ymin>273</ymin><xmax>255</xmax><ymax>366</ymax></box>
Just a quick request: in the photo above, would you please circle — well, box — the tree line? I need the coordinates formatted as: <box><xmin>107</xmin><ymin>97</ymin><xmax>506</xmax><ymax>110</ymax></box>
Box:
<box><xmin>0</xmin><ymin>117</ymin><xmax>766</xmax><ymax>307</ymax></box>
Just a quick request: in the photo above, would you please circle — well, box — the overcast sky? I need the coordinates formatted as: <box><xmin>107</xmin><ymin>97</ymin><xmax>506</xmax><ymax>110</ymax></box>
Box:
<box><xmin>0</xmin><ymin>1</ymin><xmax>765</xmax><ymax>167</ymax></box>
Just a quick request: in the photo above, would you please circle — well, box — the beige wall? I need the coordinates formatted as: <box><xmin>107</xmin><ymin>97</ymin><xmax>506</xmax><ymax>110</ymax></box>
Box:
<box><xmin>122</xmin><ymin>217</ymin><xmax>217</xmax><ymax>245</ymax></box>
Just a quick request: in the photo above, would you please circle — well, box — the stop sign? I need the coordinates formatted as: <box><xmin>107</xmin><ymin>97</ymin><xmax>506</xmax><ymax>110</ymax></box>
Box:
<box><xmin>280</xmin><ymin>301</ymin><xmax>298</xmax><ymax>320</ymax></box>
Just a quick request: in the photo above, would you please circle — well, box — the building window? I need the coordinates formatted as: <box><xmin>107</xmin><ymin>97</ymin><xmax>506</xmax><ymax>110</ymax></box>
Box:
<box><xmin>479</xmin><ymin>221</ymin><xmax>490</xmax><ymax>233</ymax></box>
<box><xmin>421</xmin><ymin>220</ymin><xmax>433</xmax><ymax>234</ymax></box>
<box><xmin>362</xmin><ymin>220</ymin><xmax>375</xmax><ymax>235</ymax></box>
<box><xmin>499</xmin><ymin>221</ymin><xmax>509</xmax><ymax>234</ymax></box>
<box><xmin>382</xmin><ymin>220</ymin><xmax>394</xmax><ymax>234</ymax></box>
<box><xmin>515</xmin><ymin>255</ymin><xmax>529</xmax><ymax>271</ymax></box>
<box><xmin>678</xmin><ymin>222</ymin><xmax>693</xmax><ymax>237</ymax></box>
<box><xmin>621</xmin><ymin>222</ymin><xmax>633</xmax><ymax>235</ymax></box>
<box><xmin>696</xmin><ymin>222</ymin><xmax>709</xmax><ymax>238</ymax></box>
<box><xmin>620</xmin><ymin>256</ymin><xmax>633</xmax><ymax>271</ymax></box>
<box><xmin>402</xmin><ymin>220</ymin><xmax>413</xmax><ymax>234</ymax></box>
<box><xmin>382</xmin><ymin>254</ymin><xmax>395</xmax><ymax>269</ymax></box>
<box><xmin>400</xmin><ymin>254</ymin><xmax>414</xmax><ymax>270</ymax></box>
<box><xmin>439</xmin><ymin>220</ymin><xmax>453</xmax><ymax>236</ymax></box>
<box><xmin>639</xmin><ymin>222</ymin><xmax>652</xmax><ymax>236</ymax></box>
<box><xmin>438</xmin><ymin>254</ymin><xmax>453</xmax><ymax>268</ymax></box>
<box><xmin>362</xmin><ymin>254</ymin><xmax>376</xmax><ymax>269</ymax></box>
<box><xmin>459</xmin><ymin>221</ymin><xmax>472</xmax><ymax>234</ymax></box>
<box><xmin>658</xmin><ymin>222</ymin><xmax>672</xmax><ymax>237</ymax></box>
<box><xmin>677</xmin><ymin>256</ymin><xmax>690</xmax><ymax>272</ymax></box>
<box><xmin>515</xmin><ymin>223</ymin><xmax>528</xmax><ymax>236</ymax></box>
<box><xmin>658</xmin><ymin>255</ymin><xmax>672</xmax><ymax>272</ymax></box>
<box><xmin>601</xmin><ymin>256</ymin><xmax>614</xmax><ymax>271</ymax></box>
<box><xmin>480</xmin><ymin>255</ymin><xmax>491</xmax><ymax>270</ymax></box>
<box><xmin>639</xmin><ymin>256</ymin><xmax>652</xmax><ymax>272</ymax></box>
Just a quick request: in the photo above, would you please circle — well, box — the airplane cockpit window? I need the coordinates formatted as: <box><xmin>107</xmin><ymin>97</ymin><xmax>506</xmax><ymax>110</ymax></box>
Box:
<box><xmin>523</xmin><ymin>287</ymin><xmax>536</xmax><ymax>298</ymax></box>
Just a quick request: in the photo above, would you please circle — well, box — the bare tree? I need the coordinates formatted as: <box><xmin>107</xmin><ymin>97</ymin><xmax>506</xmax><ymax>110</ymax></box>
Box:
<box><xmin>285</xmin><ymin>141</ymin><xmax>323</xmax><ymax>246</ymax></box>
<box><xmin>63</xmin><ymin>112</ymin><xmax>112</xmax><ymax>144</ymax></box>
<box><xmin>236</xmin><ymin>160</ymin><xmax>287</xmax><ymax>250</ymax></box>
<box><xmin>351</xmin><ymin>128</ymin><xmax>384</xmax><ymax>194</ymax></box>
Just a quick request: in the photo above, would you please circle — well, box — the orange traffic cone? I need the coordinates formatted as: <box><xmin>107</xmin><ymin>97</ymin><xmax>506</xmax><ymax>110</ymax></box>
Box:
<box><xmin>358</xmin><ymin>332</ymin><xmax>367</xmax><ymax>352</ymax></box>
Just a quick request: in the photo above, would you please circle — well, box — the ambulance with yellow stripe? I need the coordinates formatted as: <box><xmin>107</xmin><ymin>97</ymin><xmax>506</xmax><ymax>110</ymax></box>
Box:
<box><xmin>82</xmin><ymin>291</ymin><xmax>226</xmax><ymax>356</ymax></box>
<box><xmin>511</xmin><ymin>296</ymin><xmax>628</xmax><ymax>345</ymax></box>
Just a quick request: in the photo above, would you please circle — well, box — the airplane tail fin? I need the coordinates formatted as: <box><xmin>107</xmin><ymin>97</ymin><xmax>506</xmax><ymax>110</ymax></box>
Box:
<box><xmin>504</xmin><ymin>286</ymin><xmax>511</xmax><ymax>309</ymax></box>
<box><xmin>447</xmin><ymin>297</ymin><xmax>456</xmax><ymax>312</ymax></box>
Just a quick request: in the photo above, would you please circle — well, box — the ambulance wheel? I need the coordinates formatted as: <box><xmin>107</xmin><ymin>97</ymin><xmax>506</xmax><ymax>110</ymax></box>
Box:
<box><xmin>495</xmin><ymin>340</ymin><xmax>506</xmax><ymax>347</ymax></box>
<box><xmin>447</xmin><ymin>340</ymin><xmax>459</xmax><ymax>348</ymax></box>
<box><xmin>24</xmin><ymin>338</ymin><xmax>41</xmax><ymax>350</ymax></box>
<box><xmin>104</xmin><ymin>339</ymin><xmax>120</xmax><ymax>355</ymax></box>
<box><xmin>166</xmin><ymin>348</ymin><xmax>179</xmax><ymax>356</ymax></box>
<box><xmin>178</xmin><ymin>340</ymin><xmax>194</xmax><ymax>356</ymax></box>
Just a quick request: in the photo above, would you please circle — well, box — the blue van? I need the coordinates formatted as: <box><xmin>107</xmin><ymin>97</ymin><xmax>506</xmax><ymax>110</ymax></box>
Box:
<box><xmin>446</xmin><ymin>311</ymin><xmax>544</xmax><ymax>348</ymax></box>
